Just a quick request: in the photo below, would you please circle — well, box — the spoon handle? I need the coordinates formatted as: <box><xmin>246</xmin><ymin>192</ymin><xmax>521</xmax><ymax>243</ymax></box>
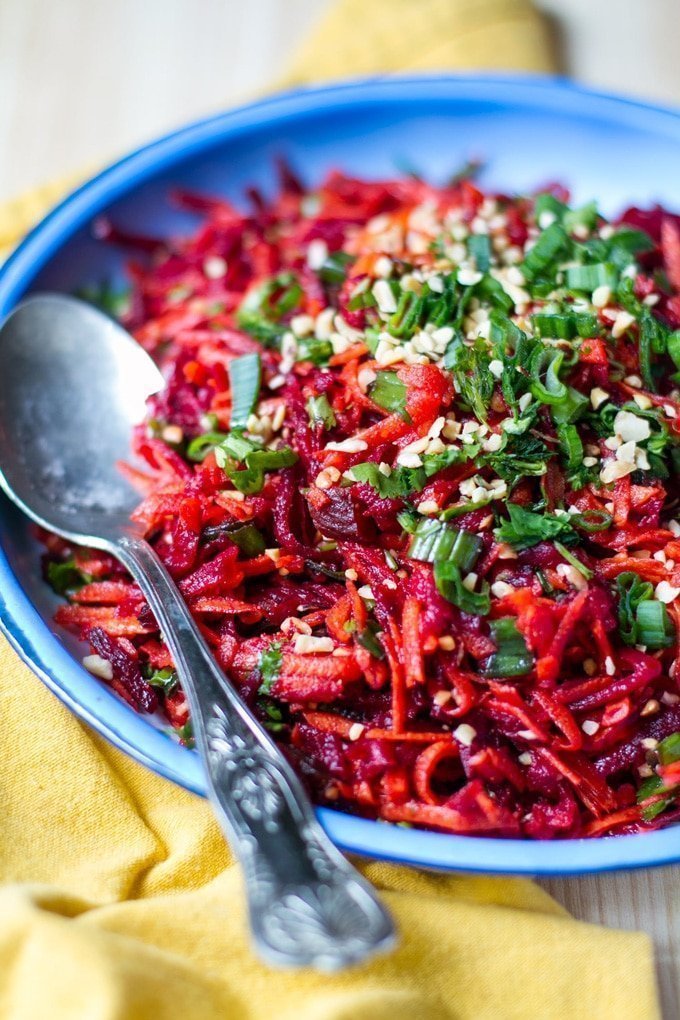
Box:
<box><xmin>114</xmin><ymin>534</ymin><xmax>395</xmax><ymax>971</ymax></box>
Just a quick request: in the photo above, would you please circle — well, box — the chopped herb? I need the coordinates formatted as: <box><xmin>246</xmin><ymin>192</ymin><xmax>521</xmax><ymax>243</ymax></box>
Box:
<box><xmin>174</xmin><ymin>720</ymin><xmax>195</xmax><ymax>748</ymax></box>
<box><xmin>369</xmin><ymin>371</ymin><xmax>409</xmax><ymax>417</ymax></box>
<box><xmin>494</xmin><ymin>504</ymin><xmax>577</xmax><ymax>551</ymax></box>
<box><xmin>637</xmin><ymin>731</ymin><xmax>680</xmax><ymax>820</ymax></box>
<box><xmin>257</xmin><ymin>641</ymin><xmax>283</xmax><ymax>696</ymax></box>
<box><xmin>193</xmin><ymin>431</ymin><xmax>298</xmax><ymax>494</ymax></box>
<box><xmin>46</xmin><ymin>559</ymin><xmax>93</xmax><ymax>595</ymax></box>
<box><xmin>146</xmin><ymin>666</ymin><xmax>178</xmax><ymax>695</ymax></box>
<box><xmin>483</xmin><ymin>429</ymin><xmax>551</xmax><ymax>488</ymax></box>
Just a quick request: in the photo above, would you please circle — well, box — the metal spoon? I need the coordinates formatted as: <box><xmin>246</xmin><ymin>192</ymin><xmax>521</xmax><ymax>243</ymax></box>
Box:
<box><xmin>0</xmin><ymin>293</ymin><xmax>395</xmax><ymax>970</ymax></box>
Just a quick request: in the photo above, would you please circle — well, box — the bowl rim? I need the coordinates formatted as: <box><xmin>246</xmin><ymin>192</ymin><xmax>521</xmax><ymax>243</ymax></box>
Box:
<box><xmin>2</xmin><ymin>71</ymin><xmax>680</xmax><ymax>875</ymax></box>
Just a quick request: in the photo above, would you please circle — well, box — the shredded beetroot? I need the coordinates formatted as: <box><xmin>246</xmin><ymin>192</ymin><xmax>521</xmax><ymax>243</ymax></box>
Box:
<box><xmin>46</xmin><ymin>165</ymin><xmax>680</xmax><ymax>839</ymax></box>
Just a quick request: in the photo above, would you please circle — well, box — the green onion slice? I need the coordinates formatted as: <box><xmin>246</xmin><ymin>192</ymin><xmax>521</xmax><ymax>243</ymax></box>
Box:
<box><xmin>229</xmin><ymin>353</ymin><xmax>261</xmax><ymax>430</ymax></box>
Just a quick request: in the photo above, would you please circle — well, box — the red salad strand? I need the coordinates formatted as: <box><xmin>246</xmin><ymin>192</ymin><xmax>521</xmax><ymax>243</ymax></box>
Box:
<box><xmin>44</xmin><ymin>165</ymin><xmax>680</xmax><ymax>839</ymax></box>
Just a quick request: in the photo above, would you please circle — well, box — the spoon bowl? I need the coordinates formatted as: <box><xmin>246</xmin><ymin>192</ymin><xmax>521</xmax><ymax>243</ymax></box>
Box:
<box><xmin>0</xmin><ymin>294</ymin><xmax>163</xmax><ymax>545</ymax></box>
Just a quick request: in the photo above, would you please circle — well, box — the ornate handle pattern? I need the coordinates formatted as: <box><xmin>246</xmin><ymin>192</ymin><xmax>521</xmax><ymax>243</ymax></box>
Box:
<box><xmin>115</xmin><ymin>535</ymin><xmax>395</xmax><ymax>970</ymax></box>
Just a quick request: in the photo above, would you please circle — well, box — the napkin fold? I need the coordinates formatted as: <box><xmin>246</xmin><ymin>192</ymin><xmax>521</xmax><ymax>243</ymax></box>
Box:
<box><xmin>0</xmin><ymin>2</ymin><xmax>662</xmax><ymax>1017</ymax></box>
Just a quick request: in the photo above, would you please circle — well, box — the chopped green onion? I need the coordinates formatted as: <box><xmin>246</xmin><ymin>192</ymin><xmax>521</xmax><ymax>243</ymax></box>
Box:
<box><xmin>472</xmin><ymin>274</ymin><xmax>514</xmax><ymax>312</ymax></box>
<box><xmin>521</xmin><ymin>222</ymin><xmax>569</xmax><ymax>281</ymax></box>
<box><xmin>434</xmin><ymin>561</ymin><xmax>490</xmax><ymax>615</ymax></box>
<box><xmin>296</xmin><ymin>337</ymin><xmax>334</xmax><ymax>365</ymax></box>
<box><xmin>408</xmin><ymin>518</ymin><xmax>483</xmax><ymax>571</ymax></box>
<box><xmin>224</xmin><ymin>523</ymin><xmax>266</xmax><ymax>557</ymax></box>
<box><xmin>229</xmin><ymin>353</ymin><xmax>261</xmax><ymax>429</ymax></box>
<box><xmin>531</xmin><ymin>312</ymin><xmax>599</xmax><ymax>340</ymax></box>
<box><xmin>440</xmin><ymin>498</ymin><xmax>492</xmax><ymax>520</ymax></box>
<box><xmin>530</xmin><ymin>347</ymin><xmax>568</xmax><ymax>405</ymax></box>
<box><xmin>616</xmin><ymin>572</ymin><xmax>654</xmax><ymax>645</ymax></box>
<box><xmin>482</xmin><ymin>617</ymin><xmax>534</xmax><ymax>677</ymax></box>
<box><xmin>534</xmin><ymin>193</ymin><xmax>567</xmax><ymax>222</ymax></box>
<box><xmin>635</xmin><ymin>599</ymin><xmax>675</xmax><ymax>649</ymax></box>
<box><xmin>306</xmin><ymin>394</ymin><xmax>336</xmax><ymax>430</ymax></box>
<box><xmin>564</xmin><ymin>262</ymin><xmax>618</xmax><ymax>292</ymax></box>
<box><xmin>557</xmin><ymin>424</ymin><xmax>583</xmax><ymax>476</ymax></box>
<box><xmin>467</xmin><ymin>234</ymin><xmax>492</xmax><ymax>272</ymax></box>
<box><xmin>563</xmin><ymin>202</ymin><xmax>599</xmax><ymax>234</ymax></box>
<box><xmin>218</xmin><ymin>431</ymin><xmax>260</xmax><ymax>462</ymax></box>
<box><xmin>659</xmin><ymin>732</ymin><xmax>680</xmax><ymax>765</ymax></box>
<box><xmin>347</xmin><ymin>289</ymin><xmax>377</xmax><ymax>311</ymax></box>
<box><xmin>554</xmin><ymin>541</ymin><xmax>593</xmax><ymax>580</ymax></box>
<box><xmin>186</xmin><ymin>430</ymin><xmax>230</xmax><ymax>462</ymax></box>
<box><xmin>318</xmin><ymin>251</ymin><xmax>354</xmax><ymax>285</ymax></box>
<box><xmin>387</xmin><ymin>290</ymin><xmax>420</xmax><ymax>338</ymax></box>
<box><xmin>236</xmin><ymin>272</ymin><xmax>302</xmax><ymax>343</ymax></box>
<box><xmin>571</xmin><ymin>509</ymin><xmax>613</xmax><ymax>533</ymax></box>
<box><xmin>357</xmin><ymin>621</ymin><xmax>386</xmax><ymax>659</ymax></box>
<box><xmin>551</xmin><ymin>386</ymin><xmax>589</xmax><ymax>425</ymax></box>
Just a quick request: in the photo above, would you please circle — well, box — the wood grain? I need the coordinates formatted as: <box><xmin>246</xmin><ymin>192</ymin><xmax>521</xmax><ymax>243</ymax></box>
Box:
<box><xmin>540</xmin><ymin>869</ymin><xmax>679</xmax><ymax>1019</ymax></box>
<box><xmin>0</xmin><ymin>1</ymin><xmax>678</xmax><ymax>1015</ymax></box>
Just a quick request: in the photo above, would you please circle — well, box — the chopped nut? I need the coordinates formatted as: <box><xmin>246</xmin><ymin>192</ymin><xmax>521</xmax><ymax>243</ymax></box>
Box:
<box><xmin>293</xmin><ymin>634</ymin><xmax>334</xmax><ymax>655</ymax></box>
<box><xmin>325</xmin><ymin>438</ymin><xmax>368</xmax><ymax>453</ymax></box>
<box><xmin>590</xmin><ymin>387</ymin><xmax>609</xmax><ymax>409</ymax></box>
<box><xmin>83</xmin><ymin>655</ymin><xmax>113</xmax><ymax>681</ymax></box>
<box><xmin>454</xmin><ymin>723</ymin><xmax>477</xmax><ymax>746</ymax></box>
<box><xmin>613</xmin><ymin>409</ymin><xmax>651</xmax><ymax>444</ymax></box>
<box><xmin>315</xmin><ymin>466</ymin><xmax>341</xmax><ymax>490</ymax></box>
<box><xmin>654</xmin><ymin>580</ymin><xmax>680</xmax><ymax>604</ymax></box>
<box><xmin>592</xmin><ymin>285</ymin><xmax>611</xmax><ymax>307</ymax></box>
<box><xmin>203</xmin><ymin>255</ymin><xmax>228</xmax><ymax>279</ymax></box>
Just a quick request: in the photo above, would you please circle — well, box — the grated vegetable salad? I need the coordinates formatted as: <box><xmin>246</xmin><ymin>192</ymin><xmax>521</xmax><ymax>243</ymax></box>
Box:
<box><xmin>44</xmin><ymin>164</ymin><xmax>680</xmax><ymax>838</ymax></box>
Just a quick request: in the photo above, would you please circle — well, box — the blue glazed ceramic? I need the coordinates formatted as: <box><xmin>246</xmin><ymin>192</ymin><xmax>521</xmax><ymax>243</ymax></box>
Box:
<box><xmin>2</xmin><ymin>75</ymin><xmax>680</xmax><ymax>874</ymax></box>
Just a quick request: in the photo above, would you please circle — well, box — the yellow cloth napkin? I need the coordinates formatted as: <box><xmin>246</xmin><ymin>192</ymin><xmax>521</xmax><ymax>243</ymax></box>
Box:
<box><xmin>0</xmin><ymin>2</ymin><xmax>662</xmax><ymax>1017</ymax></box>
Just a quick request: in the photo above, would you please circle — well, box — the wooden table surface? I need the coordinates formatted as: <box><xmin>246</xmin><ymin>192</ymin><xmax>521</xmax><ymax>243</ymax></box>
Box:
<box><xmin>1</xmin><ymin>1</ymin><xmax>678</xmax><ymax>1014</ymax></box>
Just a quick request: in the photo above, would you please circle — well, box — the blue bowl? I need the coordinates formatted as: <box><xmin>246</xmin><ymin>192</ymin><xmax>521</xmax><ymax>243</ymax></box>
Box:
<box><xmin>2</xmin><ymin>74</ymin><xmax>680</xmax><ymax>875</ymax></box>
